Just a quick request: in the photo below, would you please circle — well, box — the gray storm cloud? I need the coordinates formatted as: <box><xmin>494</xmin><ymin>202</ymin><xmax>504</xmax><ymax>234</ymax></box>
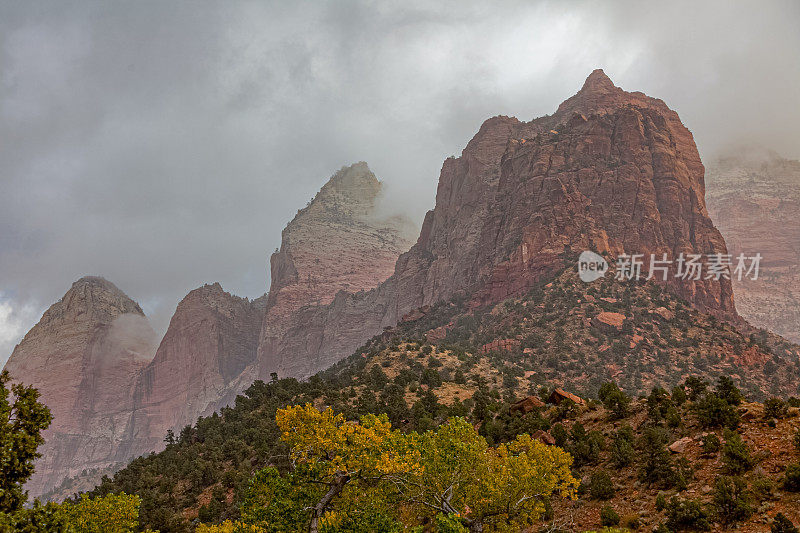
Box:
<box><xmin>1</xmin><ymin>0</ymin><xmax>799</xmax><ymax>366</ymax></box>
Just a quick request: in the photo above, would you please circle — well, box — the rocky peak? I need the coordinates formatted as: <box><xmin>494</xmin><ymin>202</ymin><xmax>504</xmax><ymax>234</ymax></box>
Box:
<box><xmin>260</xmin><ymin>68</ymin><xmax>741</xmax><ymax>381</ymax></box>
<box><xmin>125</xmin><ymin>281</ymin><xmax>266</xmax><ymax>460</ymax></box>
<box><xmin>580</xmin><ymin>68</ymin><xmax>617</xmax><ymax>93</ymax></box>
<box><xmin>3</xmin><ymin>277</ymin><xmax>156</xmax><ymax>497</ymax></box>
<box><xmin>266</xmin><ymin>162</ymin><xmax>417</xmax><ymax>313</ymax></box>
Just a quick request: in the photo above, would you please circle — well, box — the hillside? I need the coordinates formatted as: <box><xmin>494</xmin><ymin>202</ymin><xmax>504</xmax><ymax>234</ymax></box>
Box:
<box><xmin>80</xmin><ymin>263</ymin><xmax>800</xmax><ymax>531</ymax></box>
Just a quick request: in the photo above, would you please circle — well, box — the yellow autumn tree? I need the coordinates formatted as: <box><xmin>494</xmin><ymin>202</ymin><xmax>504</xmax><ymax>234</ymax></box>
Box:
<box><xmin>398</xmin><ymin>418</ymin><xmax>578</xmax><ymax>532</ymax></box>
<box><xmin>276</xmin><ymin>404</ymin><xmax>421</xmax><ymax>532</ymax></box>
<box><xmin>196</xmin><ymin>405</ymin><xmax>577</xmax><ymax>532</ymax></box>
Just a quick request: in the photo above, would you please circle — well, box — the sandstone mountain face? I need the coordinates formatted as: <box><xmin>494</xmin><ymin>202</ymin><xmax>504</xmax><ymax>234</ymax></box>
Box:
<box><xmin>706</xmin><ymin>148</ymin><xmax>800</xmax><ymax>343</ymax></box>
<box><xmin>259</xmin><ymin>69</ymin><xmax>739</xmax><ymax>380</ymax></box>
<box><xmin>122</xmin><ymin>284</ymin><xmax>267</xmax><ymax>459</ymax></box>
<box><xmin>8</xmin><ymin>162</ymin><xmax>418</xmax><ymax>498</ymax></box>
<box><xmin>2</xmin><ymin>277</ymin><xmax>157</xmax><ymax>497</ymax></box>
<box><xmin>257</xmin><ymin>162</ymin><xmax>417</xmax><ymax>377</ymax></box>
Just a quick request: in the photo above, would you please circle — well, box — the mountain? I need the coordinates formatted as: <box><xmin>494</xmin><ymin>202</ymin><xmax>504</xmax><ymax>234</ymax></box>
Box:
<box><xmin>706</xmin><ymin>148</ymin><xmax>800</xmax><ymax>344</ymax></box>
<box><xmin>84</xmin><ymin>266</ymin><xmax>800</xmax><ymax>532</ymax></box>
<box><xmin>7</xmin><ymin>162</ymin><xmax>417</xmax><ymax>499</ymax></box>
<box><xmin>257</xmin><ymin>69</ymin><xmax>739</xmax><ymax>382</ymax></box>
<box><xmin>2</xmin><ymin>277</ymin><xmax>157</xmax><ymax>497</ymax></box>
<box><xmin>257</xmin><ymin>161</ymin><xmax>417</xmax><ymax>378</ymax></box>
<box><xmin>122</xmin><ymin>284</ymin><xmax>268</xmax><ymax>459</ymax></box>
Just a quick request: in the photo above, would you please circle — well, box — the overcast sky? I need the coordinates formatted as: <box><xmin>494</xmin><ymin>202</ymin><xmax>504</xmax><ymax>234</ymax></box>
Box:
<box><xmin>1</xmin><ymin>0</ymin><xmax>799</xmax><ymax>366</ymax></box>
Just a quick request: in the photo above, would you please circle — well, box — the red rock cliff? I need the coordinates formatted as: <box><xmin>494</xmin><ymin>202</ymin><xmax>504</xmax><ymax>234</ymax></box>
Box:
<box><xmin>121</xmin><ymin>284</ymin><xmax>267</xmax><ymax>459</ymax></box>
<box><xmin>259</xmin><ymin>69</ymin><xmax>739</xmax><ymax>380</ymax></box>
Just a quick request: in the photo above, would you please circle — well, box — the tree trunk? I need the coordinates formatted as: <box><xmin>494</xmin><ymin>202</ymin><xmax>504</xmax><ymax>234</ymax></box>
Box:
<box><xmin>309</xmin><ymin>473</ymin><xmax>349</xmax><ymax>533</ymax></box>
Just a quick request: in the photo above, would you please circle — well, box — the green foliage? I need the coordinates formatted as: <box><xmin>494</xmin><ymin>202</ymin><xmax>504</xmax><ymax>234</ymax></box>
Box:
<box><xmin>715</xmin><ymin>376</ymin><xmax>743</xmax><ymax>406</ymax></box>
<box><xmin>646</xmin><ymin>387</ymin><xmax>679</xmax><ymax>428</ymax></box>
<box><xmin>655</xmin><ymin>492</ymin><xmax>666</xmax><ymax>512</ymax></box>
<box><xmin>764</xmin><ymin>397</ymin><xmax>789</xmax><ymax>419</ymax></box>
<box><xmin>694</xmin><ymin>393</ymin><xmax>740</xmax><ymax>430</ymax></box>
<box><xmin>567</xmin><ymin>422</ymin><xmax>604</xmax><ymax>467</ymax></box>
<box><xmin>683</xmin><ymin>376</ymin><xmax>707</xmax><ymax>401</ymax></box>
<box><xmin>589</xmin><ymin>470</ymin><xmax>615</xmax><ymax>500</ymax></box>
<box><xmin>599</xmin><ymin>506</ymin><xmax>620</xmax><ymax>527</ymax></box>
<box><xmin>637</xmin><ymin>427</ymin><xmax>685</xmax><ymax>489</ymax></box>
<box><xmin>434</xmin><ymin>513</ymin><xmax>468</xmax><ymax>533</ymax></box>
<box><xmin>663</xmin><ymin>496</ymin><xmax>711</xmax><ymax>531</ymax></box>
<box><xmin>700</xmin><ymin>433</ymin><xmax>720</xmax><ymax>455</ymax></box>
<box><xmin>598</xmin><ymin>382</ymin><xmax>631</xmax><ymax>420</ymax></box>
<box><xmin>783</xmin><ymin>463</ymin><xmax>800</xmax><ymax>492</ymax></box>
<box><xmin>0</xmin><ymin>370</ymin><xmax>53</xmax><ymax>514</ymax></box>
<box><xmin>721</xmin><ymin>431</ymin><xmax>754</xmax><ymax>475</ymax></box>
<box><xmin>712</xmin><ymin>476</ymin><xmax>752</xmax><ymax>525</ymax></box>
<box><xmin>610</xmin><ymin>426</ymin><xmax>635</xmax><ymax>468</ymax></box>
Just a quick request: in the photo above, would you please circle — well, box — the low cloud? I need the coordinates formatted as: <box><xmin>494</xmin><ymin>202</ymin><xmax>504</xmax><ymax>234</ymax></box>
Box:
<box><xmin>1</xmin><ymin>0</ymin><xmax>798</xmax><ymax>366</ymax></box>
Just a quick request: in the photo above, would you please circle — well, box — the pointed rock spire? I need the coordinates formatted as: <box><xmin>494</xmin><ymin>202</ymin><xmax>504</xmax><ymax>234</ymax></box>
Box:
<box><xmin>580</xmin><ymin>68</ymin><xmax>616</xmax><ymax>94</ymax></box>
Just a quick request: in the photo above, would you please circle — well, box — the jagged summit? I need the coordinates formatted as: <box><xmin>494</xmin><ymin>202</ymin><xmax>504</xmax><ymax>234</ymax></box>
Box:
<box><xmin>295</xmin><ymin>161</ymin><xmax>385</xmax><ymax>224</ymax></box>
<box><xmin>580</xmin><ymin>68</ymin><xmax>616</xmax><ymax>92</ymax></box>
<box><xmin>258</xmin><ymin>66</ymin><xmax>738</xmax><ymax>382</ymax></box>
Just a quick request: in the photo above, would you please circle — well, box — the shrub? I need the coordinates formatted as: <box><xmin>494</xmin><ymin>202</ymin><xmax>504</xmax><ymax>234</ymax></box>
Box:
<box><xmin>695</xmin><ymin>393</ymin><xmax>740</xmax><ymax>430</ymax></box>
<box><xmin>684</xmin><ymin>376</ymin><xmax>708</xmax><ymax>401</ymax></box>
<box><xmin>765</xmin><ymin>397</ymin><xmax>789</xmax><ymax>419</ymax></box>
<box><xmin>664</xmin><ymin>496</ymin><xmax>711</xmax><ymax>531</ymax></box>
<box><xmin>671</xmin><ymin>385</ymin><xmax>687</xmax><ymax>405</ymax></box>
<box><xmin>638</xmin><ymin>427</ymin><xmax>678</xmax><ymax>488</ymax></box>
<box><xmin>751</xmin><ymin>472</ymin><xmax>774</xmax><ymax>501</ymax></box>
<box><xmin>716</xmin><ymin>376</ymin><xmax>743</xmax><ymax>406</ymax></box>
<box><xmin>568</xmin><ymin>423</ymin><xmax>604</xmax><ymax>467</ymax></box>
<box><xmin>712</xmin><ymin>476</ymin><xmax>753</xmax><ymax>525</ymax></box>
<box><xmin>773</xmin><ymin>513</ymin><xmax>800</xmax><ymax>533</ymax></box>
<box><xmin>784</xmin><ymin>463</ymin><xmax>800</xmax><ymax>492</ymax></box>
<box><xmin>620</xmin><ymin>513</ymin><xmax>640</xmax><ymax>530</ymax></box>
<box><xmin>600</xmin><ymin>506</ymin><xmax>620</xmax><ymax>527</ymax></box>
<box><xmin>598</xmin><ymin>382</ymin><xmax>631</xmax><ymax>420</ymax></box>
<box><xmin>647</xmin><ymin>387</ymin><xmax>674</xmax><ymax>425</ymax></box>
<box><xmin>611</xmin><ymin>426</ymin><xmax>635</xmax><ymax>468</ymax></box>
<box><xmin>589</xmin><ymin>470</ymin><xmax>615</xmax><ymax>500</ymax></box>
<box><xmin>793</xmin><ymin>428</ymin><xmax>800</xmax><ymax>452</ymax></box>
<box><xmin>700</xmin><ymin>433</ymin><xmax>721</xmax><ymax>455</ymax></box>
<box><xmin>550</xmin><ymin>423</ymin><xmax>568</xmax><ymax>448</ymax></box>
<box><xmin>722</xmin><ymin>431</ymin><xmax>754</xmax><ymax>475</ymax></box>
<box><xmin>655</xmin><ymin>493</ymin><xmax>667</xmax><ymax>512</ymax></box>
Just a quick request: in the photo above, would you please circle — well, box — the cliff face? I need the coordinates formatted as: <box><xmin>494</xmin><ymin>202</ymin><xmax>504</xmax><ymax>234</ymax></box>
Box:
<box><xmin>2</xmin><ymin>277</ymin><xmax>157</xmax><ymax>497</ymax></box>
<box><xmin>8</xmin><ymin>163</ymin><xmax>418</xmax><ymax>498</ymax></box>
<box><xmin>259</xmin><ymin>69</ymin><xmax>739</xmax><ymax>380</ymax></box>
<box><xmin>122</xmin><ymin>284</ymin><xmax>267</xmax><ymax>459</ymax></box>
<box><xmin>706</xmin><ymin>148</ymin><xmax>800</xmax><ymax>343</ymax></box>
<box><xmin>257</xmin><ymin>162</ymin><xmax>417</xmax><ymax>376</ymax></box>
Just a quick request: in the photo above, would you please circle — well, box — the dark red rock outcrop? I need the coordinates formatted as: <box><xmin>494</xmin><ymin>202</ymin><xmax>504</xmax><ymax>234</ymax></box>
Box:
<box><xmin>259</xmin><ymin>69</ymin><xmax>739</xmax><ymax>380</ymax></box>
<box><xmin>2</xmin><ymin>277</ymin><xmax>157</xmax><ymax>497</ymax></box>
